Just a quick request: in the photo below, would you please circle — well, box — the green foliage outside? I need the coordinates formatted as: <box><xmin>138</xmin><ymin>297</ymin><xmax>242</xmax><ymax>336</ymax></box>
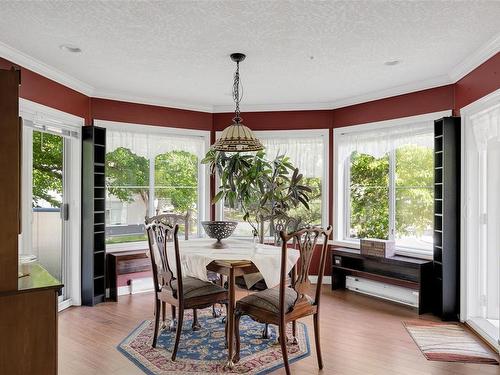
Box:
<box><xmin>32</xmin><ymin>131</ymin><xmax>63</xmax><ymax>208</ymax></box>
<box><xmin>349</xmin><ymin>145</ymin><xmax>433</xmax><ymax>240</ymax></box>
<box><xmin>155</xmin><ymin>151</ymin><xmax>198</xmax><ymax>214</ymax></box>
<box><xmin>106</xmin><ymin>147</ymin><xmax>149</xmax><ymax>204</ymax></box>
<box><xmin>106</xmin><ymin>148</ymin><xmax>198</xmax><ymax>215</ymax></box>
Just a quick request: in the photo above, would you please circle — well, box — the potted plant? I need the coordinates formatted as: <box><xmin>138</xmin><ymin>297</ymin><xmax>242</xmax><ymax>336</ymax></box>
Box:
<box><xmin>202</xmin><ymin>149</ymin><xmax>313</xmax><ymax>243</ymax></box>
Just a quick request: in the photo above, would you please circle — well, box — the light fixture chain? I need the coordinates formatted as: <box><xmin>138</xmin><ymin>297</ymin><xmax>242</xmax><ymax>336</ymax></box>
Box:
<box><xmin>233</xmin><ymin>61</ymin><xmax>241</xmax><ymax>123</ymax></box>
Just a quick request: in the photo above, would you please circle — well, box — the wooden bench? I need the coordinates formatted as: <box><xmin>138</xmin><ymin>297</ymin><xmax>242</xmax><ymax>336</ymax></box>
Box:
<box><xmin>107</xmin><ymin>250</ymin><xmax>151</xmax><ymax>301</ymax></box>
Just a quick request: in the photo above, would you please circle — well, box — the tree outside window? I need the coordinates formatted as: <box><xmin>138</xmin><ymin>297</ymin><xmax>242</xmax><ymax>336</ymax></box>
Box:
<box><xmin>348</xmin><ymin>144</ymin><xmax>433</xmax><ymax>251</ymax></box>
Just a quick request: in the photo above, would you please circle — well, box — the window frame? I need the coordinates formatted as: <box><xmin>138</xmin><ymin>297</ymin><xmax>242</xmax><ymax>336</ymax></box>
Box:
<box><xmin>333</xmin><ymin>110</ymin><xmax>451</xmax><ymax>259</ymax></box>
<box><xmin>215</xmin><ymin>128</ymin><xmax>330</xmax><ymax>235</ymax></box>
<box><xmin>95</xmin><ymin>120</ymin><xmax>211</xmax><ymax>251</ymax></box>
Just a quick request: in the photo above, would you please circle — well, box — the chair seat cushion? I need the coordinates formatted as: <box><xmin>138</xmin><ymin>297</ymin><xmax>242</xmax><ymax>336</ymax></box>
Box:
<box><xmin>172</xmin><ymin>277</ymin><xmax>226</xmax><ymax>299</ymax></box>
<box><xmin>236</xmin><ymin>287</ymin><xmax>312</xmax><ymax>314</ymax></box>
<box><xmin>235</xmin><ymin>275</ymin><xmax>268</xmax><ymax>291</ymax></box>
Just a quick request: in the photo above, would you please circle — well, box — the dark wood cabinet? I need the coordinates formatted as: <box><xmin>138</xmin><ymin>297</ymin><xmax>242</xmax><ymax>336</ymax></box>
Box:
<box><xmin>0</xmin><ymin>67</ymin><xmax>62</xmax><ymax>375</ymax></box>
<box><xmin>82</xmin><ymin>126</ymin><xmax>107</xmax><ymax>306</ymax></box>
<box><xmin>0</xmin><ymin>68</ymin><xmax>21</xmax><ymax>292</ymax></box>
<box><xmin>433</xmin><ymin>116</ymin><xmax>460</xmax><ymax>320</ymax></box>
<box><xmin>331</xmin><ymin>247</ymin><xmax>434</xmax><ymax>314</ymax></box>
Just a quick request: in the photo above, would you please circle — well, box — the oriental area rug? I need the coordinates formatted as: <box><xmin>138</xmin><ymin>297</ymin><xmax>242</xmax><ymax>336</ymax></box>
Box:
<box><xmin>403</xmin><ymin>320</ymin><xmax>499</xmax><ymax>365</ymax></box>
<box><xmin>118</xmin><ymin>309</ymin><xmax>310</xmax><ymax>374</ymax></box>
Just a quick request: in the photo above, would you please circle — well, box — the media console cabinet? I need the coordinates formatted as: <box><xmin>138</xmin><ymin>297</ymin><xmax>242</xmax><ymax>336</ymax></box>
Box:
<box><xmin>331</xmin><ymin>247</ymin><xmax>433</xmax><ymax>314</ymax></box>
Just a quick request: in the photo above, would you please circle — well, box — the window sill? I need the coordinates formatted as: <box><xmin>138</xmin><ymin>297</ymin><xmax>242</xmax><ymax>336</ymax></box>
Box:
<box><xmin>330</xmin><ymin>239</ymin><xmax>433</xmax><ymax>261</ymax></box>
<box><xmin>106</xmin><ymin>241</ymin><xmax>149</xmax><ymax>252</ymax></box>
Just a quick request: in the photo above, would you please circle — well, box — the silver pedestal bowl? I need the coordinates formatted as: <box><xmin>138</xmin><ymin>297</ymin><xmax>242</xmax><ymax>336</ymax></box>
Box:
<box><xmin>201</xmin><ymin>221</ymin><xmax>238</xmax><ymax>248</ymax></box>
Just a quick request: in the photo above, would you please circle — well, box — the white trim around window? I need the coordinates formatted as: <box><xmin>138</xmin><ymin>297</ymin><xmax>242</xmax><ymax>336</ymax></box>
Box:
<box><xmin>333</xmin><ymin>110</ymin><xmax>451</xmax><ymax>259</ymax></box>
<box><xmin>215</xmin><ymin>128</ymin><xmax>330</xmax><ymax>231</ymax></box>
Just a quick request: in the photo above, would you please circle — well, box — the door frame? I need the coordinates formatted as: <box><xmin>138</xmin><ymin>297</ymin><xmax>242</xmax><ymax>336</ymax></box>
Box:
<box><xmin>19</xmin><ymin>98</ymin><xmax>83</xmax><ymax>309</ymax></box>
<box><xmin>460</xmin><ymin>88</ymin><xmax>500</xmax><ymax>349</ymax></box>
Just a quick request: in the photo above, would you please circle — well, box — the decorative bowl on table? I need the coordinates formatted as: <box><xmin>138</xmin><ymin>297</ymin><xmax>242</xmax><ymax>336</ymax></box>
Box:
<box><xmin>201</xmin><ymin>220</ymin><xmax>238</xmax><ymax>248</ymax></box>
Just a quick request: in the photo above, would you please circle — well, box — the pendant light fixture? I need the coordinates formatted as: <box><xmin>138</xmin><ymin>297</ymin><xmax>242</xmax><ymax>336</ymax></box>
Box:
<box><xmin>212</xmin><ymin>53</ymin><xmax>264</xmax><ymax>152</ymax></box>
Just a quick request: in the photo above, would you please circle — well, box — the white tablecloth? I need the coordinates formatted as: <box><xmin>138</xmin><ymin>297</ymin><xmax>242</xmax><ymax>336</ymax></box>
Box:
<box><xmin>166</xmin><ymin>238</ymin><xmax>300</xmax><ymax>289</ymax></box>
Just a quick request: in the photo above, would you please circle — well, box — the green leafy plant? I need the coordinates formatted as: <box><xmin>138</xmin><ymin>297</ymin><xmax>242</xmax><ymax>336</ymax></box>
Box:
<box><xmin>202</xmin><ymin>149</ymin><xmax>313</xmax><ymax>240</ymax></box>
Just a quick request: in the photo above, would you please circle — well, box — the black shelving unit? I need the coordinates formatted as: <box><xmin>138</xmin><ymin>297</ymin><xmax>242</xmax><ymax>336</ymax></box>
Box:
<box><xmin>82</xmin><ymin>126</ymin><xmax>106</xmax><ymax>306</ymax></box>
<box><xmin>433</xmin><ymin>116</ymin><xmax>460</xmax><ymax>320</ymax></box>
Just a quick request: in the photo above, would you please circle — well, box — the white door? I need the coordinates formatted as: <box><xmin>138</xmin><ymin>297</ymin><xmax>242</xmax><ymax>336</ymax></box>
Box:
<box><xmin>19</xmin><ymin>102</ymin><xmax>83</xmax><ymax>311</ymax></box>
<box><xmin>462</xmin><ymin>94</ymin><xmax>500</xmax><ymax>350</ymax></box>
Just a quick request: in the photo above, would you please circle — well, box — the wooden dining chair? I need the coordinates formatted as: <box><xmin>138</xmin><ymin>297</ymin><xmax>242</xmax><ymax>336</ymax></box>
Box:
<box><xmin>233</xmin><ymin>225</ymin><xmax>333</xmax><ymax>375</ymax></box>
<box><xmin>234</xmin><ymin>216</ymin><xmax>300</xmax><ymax>338</ymax></box>
<box><xmin>145</xmin><ymin>217</ymin><xmax>228</xmax><ymax>360</ymax></box>
<box><xmin>145</xmin><ymin>213</ymin><xmax>221</xmax><ymax>330</ymax></box>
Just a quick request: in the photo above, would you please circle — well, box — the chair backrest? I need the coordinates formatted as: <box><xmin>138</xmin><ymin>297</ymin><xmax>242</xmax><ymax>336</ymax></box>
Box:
<box><xmin>279</xmin><ymin>225</ymin><xmax>332</xmax><ymax>314</ymax></box>
<box><xmin>146</xmin><ymin>212</ymin><xmax>190</xmax><ymax>240</ymax></box>
<box><xmin>258</xmin><ymin>216</ymin><xmax>300</xmax><ymax>246</ymax></box>
<box><xmin>145</xmin><ymin>215</ymin><xmax>183</xmax><ymax>299</ymax></box>
<box><xmin>273</xmin><ymin>216</ymin><xmax>300</xmax><ymax>246</ymax></box>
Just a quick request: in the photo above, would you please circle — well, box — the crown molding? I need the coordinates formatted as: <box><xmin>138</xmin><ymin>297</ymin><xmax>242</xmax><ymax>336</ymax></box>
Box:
<box><xmin>92</xmin><ymin>89</ymin><xmax>214</xmax><ymax>113</ymax></box>
<box><xmin>448</xmin><ymin>32</ymin><xmax>500</xmax><ymax>82</ymax></box>
<box><xmin>0</xmin><ymin>41</ymin><xmax>94</xmax><ymax>96</ymax></box>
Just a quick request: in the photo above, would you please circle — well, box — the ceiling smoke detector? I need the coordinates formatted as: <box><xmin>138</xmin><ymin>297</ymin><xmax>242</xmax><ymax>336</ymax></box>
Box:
<box><xmin>59</xmin><ymin>44</ymin><xmax>82</xmax><ymax>53</ymax></box>
<box><xmin>384</xmin><ymin>60</ymin><xmax>401</xmax><ymax>66</ymax></box>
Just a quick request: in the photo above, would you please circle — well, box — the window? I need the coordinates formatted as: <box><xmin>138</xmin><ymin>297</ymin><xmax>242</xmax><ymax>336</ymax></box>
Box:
<box><xmin>98</xmin><ymin>121</ymin><xmax>209</xmax><ymax>248</ymax></box>
<box><xmin>334</xmin><ymin>112</ymin><xmax>450</xmax><ymax>258</ymax></box>
<box><xmin>218</xmin><ymin>129</ymin><xmax>328</xmax><ymax>237</ymax></box>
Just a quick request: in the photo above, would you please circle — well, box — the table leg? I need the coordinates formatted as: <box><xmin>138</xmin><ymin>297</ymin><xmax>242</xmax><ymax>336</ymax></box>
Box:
<box><xmin>226</xmin><ymin>267</ymin><xmax>235</xmax><ymax>369</ymax></box>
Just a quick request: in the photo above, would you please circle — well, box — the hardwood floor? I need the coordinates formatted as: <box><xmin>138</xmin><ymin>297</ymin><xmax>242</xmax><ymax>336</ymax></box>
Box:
<box><xmin>59</xmin><ymin>287</ymin><xmax>499</xmax><ymax>375</ymax></box>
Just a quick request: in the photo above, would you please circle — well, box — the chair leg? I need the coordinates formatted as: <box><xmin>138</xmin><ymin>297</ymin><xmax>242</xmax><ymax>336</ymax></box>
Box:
<box><xmin>224</xmin><ymin>311</ymin><xmax>228</xmax><ymax>349</ymax></box>
<box><xmin>233</xmin><ymin>311</ymin><xmax>242</xmax><ymax>363</ymax></box>
<box><xmin>169</xmin><ymin>305</ymin><xmax>177</xmax><ymax>332</ymax></box>
<box><xmin>161</xmin><ymin>301</ymin><xmax>167</xmax><ymax>329</ymax></box>
<box><xmin>313</xmin><ymin>313</ymin><xmax>323</xmax><ymax>369</ymax></box>
<box><xmin>278</xmin><ymin>320</ymin><xmax>291</xmax><ymax>375</ymax></box>
<box><xmin>291</xmin><ymin>320</ymin><xmax>298</xmax><ymax>345</ymax></box>
<box><xmin>171</xmin><ymin>306</ymin><xmax>184</xmax><ymax>361</ymax></box>
<box><xmin>261</xmin><ymin>323</ymin><xmax>271</xmax><ymax>339</ymax></box>
<box><xmin>192</xmin><ymin>308</ymin><xmax>201</xmax><ymax>331</ymax></box>
<box><xmin>212</xmin><ymin>304</ymin><xmax>222</xmax><ymax>318</ymax></box>
<box><xmin>152</xmin><ymin>299</ymin><xmax>161</xmax><ymax>348</ymax></box>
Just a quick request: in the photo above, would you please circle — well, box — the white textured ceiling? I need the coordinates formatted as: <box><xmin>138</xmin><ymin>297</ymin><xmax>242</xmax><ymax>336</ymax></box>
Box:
<box><xmin>0</xmin><ymin>1</ymin><xmax>499</xmax><ymax>112</ymax></box>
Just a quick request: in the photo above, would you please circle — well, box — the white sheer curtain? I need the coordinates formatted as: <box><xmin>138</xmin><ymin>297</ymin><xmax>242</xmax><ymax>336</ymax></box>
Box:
<box><xmin>337</xmin><ymin>120</ymin><xmax>434</xmax><ymax>162</ymax></box>
<box><xmin>471</xmin><ymin>102</ymin><xmax>500</xmax><ymax>150</ymax></box>
<box><xmin>106</xmin><ymin>129</ymin><xmax>206</xmax><ymax>159</ymax></box>
<box><xmin>261</xmin><ymin>135</ymin><xmax>325</xmax><ymax>178</ymax></box>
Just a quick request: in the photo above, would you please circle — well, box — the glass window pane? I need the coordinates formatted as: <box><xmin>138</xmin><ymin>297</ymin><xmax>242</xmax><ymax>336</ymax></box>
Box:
<box><xmin>105</xmin><ymin>145</ymin><xmax>150</xmax><ymax>245</ymax></box>
<box><xmin>349</xmin><ymin>152</ymin><xmax>389</xmax><ymax>239</ymax></box>
<box><xmin>155</xmin><ymin>150</ymin><xmax>199</xmax><ymax>238</ymax></box>
<box><xmin>105</xmin><ymin>129</ymin><xmax>205</xmax><ymax>245</ymax></box>
<box><xmin>395</xmin><ymin>145</ymin><xmax>434</xmax><ymax>251</ymax></box>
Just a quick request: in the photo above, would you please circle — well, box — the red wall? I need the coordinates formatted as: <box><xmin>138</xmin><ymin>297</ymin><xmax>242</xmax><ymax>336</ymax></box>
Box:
<box><xmin>213</xmin><ymin>109</ymin><xmax>332</xmax><ymax>131</ymax></box>
<box><xmin>454</xmin><ymin>52</ymin><xmax>500</xmax><ymax>111</ymax></box>
<box><xmin>333</xmin><ymin>85</ymin><xmax>454</xmax><ymax>127</ymax></box>
<box><xmin>91</xmin><ymin>98</ymin><xmax>213</xmax><ymax>131</ymax></box>
<box><xmin>0</xmin><ymin>57</ymin><xmax>91</xmax><ymax>123</ymax></box>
